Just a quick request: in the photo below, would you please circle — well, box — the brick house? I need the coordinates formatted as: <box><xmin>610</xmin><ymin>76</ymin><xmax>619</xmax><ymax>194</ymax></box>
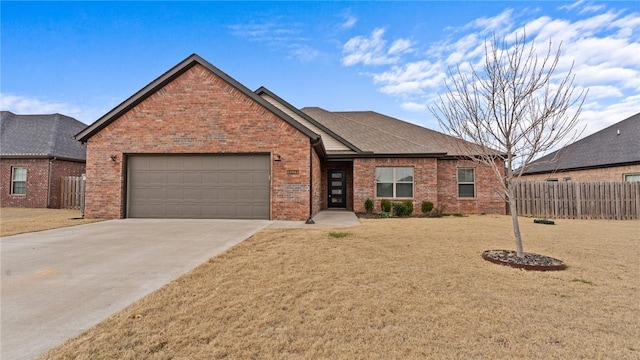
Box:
<box><xmin>521</xmin><ymin>112</ymin><xmax>640</xmax><ymax>182</ymax></box>
<box><xmin>1</xmin><ymin>111</ymin><xmax>87</xmax><ymax>208</ymax></box>
<box><xmin>76</xmin><ymin>54</ymin><xmax>505</xmax><ymax>220</ymax></box>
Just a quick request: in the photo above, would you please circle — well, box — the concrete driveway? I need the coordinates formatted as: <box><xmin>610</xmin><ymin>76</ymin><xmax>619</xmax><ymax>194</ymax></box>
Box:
<box><xmin>1</xmin><ymin>219</ymin><xmax>270</xmax><ymax>360</ymax></box>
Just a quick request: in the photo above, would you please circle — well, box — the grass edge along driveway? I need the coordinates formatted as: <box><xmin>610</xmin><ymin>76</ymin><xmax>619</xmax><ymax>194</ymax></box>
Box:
<box><xmin>1</xmin><ymin>208</ymin><xmax>102</xmax><ymax>237</ymax></box>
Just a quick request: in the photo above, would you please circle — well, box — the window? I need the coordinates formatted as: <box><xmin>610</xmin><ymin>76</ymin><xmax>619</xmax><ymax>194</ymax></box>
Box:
<box><xmin>624</xmin><ymin>173</ymin><xmax>640</xmax><ymax>182</ymax></box>
<box><xmin>375</xmin><ymin>167</ymin><xmax>413</xmax><ymax>198</ymax></box>
<box><xmin>11</xmin><ymin>167</ymin><xmax>27</xmax><ymax>195</ymax></box>
<box><xmin>546</xmin><ymin>178</ymin><xmax>558</xmax><ymax>182</ymax></box>
<box><xmin>457</xmin><ymin>168</ymin><xmax>475</xmax><ymax>198</ymax></box>
<box><xmin>563</xmin><ymin>177</ymin><xmax>572</xmax><ymax>182</ymax></box>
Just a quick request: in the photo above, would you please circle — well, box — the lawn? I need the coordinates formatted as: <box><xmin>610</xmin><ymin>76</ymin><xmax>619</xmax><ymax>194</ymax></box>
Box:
<box><xmin>0</xmin><ymin>208</ymin><xmax>101</xmax><ymax>237</ymax></box>
<box><xmin>40</xmin><ymin>215</ymin><xmax>639</xmax><ymax>359</ymax></box>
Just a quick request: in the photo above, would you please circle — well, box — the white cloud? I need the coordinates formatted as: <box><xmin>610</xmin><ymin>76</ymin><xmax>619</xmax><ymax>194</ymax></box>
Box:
<box><xmin>388</xmin><ymin>38</ymin><xmax>412</xmax><ymax>55</ymax></box>
<box><xmin>229</xmin><ymin>20</ymin><xmax>320</xmax><ymax>62</ymax></box>
<box><xmin>0</xmin><ymin>93</ymin><xmax>99</xmax><ymax>124</ymax></box>
<box><xmin>401</xmin><ymin>102</ymin><xmax>428</xmax><ymax>112</ymax></box>
<box><xmin>342</xmin><ymin>28</ymin><xmax>412</xmax><ymax>66</ymax></box>
<box><xmin>340</xmin><ymin>14</ymin><xmax>358</xmax><ymax>30</ymax></box>
<box><xmin>340</xmin><ymin>3</ymin><xmax>640</xmax><ymax>136</ymax></box>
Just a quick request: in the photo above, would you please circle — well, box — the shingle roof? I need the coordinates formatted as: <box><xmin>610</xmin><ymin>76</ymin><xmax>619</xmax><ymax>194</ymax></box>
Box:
<box><xmin>300</xmin><ymin>107</ymin><xmax>486</xmax><ymax>156</ymax></box>
<box><xmin>523</xmin><ymin>112</ymin><xmax>640</xmax><ymax>174</ymax></box>
<box><xmin>0</xmin><ymin>111</ymin><xmax>87</xmax><ymax>161</ymax></box>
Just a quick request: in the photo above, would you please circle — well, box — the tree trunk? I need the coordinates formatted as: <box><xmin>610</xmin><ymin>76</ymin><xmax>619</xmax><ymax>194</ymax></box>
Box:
<box><xmin>508</xmin><ymin>189</ymin><xmax>524</xmax><ymax>258</ymax></box>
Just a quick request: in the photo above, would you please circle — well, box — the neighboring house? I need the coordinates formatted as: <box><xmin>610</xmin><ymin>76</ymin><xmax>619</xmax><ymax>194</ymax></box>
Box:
<box><xmin>75</xmin><ymin>54</ymin><xmax>505</xmax><ymax>220</ymax></box>
<box><xmin>520</xmin><ymin>112</ymin><xmax>640</xmax><ymax>182</ymax></box>
<box><xmin>1</xmin><ymin>111</ymin><xmax>87</xmax><ymax>208</ymax></box>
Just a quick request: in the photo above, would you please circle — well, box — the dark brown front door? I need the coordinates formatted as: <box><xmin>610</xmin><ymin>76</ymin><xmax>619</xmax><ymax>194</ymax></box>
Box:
<box><xmin>328</xmin><ymin>170</ymin><xmax>346</xmax><ymax>208</ymax></box>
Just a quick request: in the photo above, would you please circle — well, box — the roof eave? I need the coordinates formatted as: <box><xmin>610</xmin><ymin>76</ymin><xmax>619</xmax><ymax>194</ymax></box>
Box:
<box><xmin>522</xmin><ymin>160</ymin><xmax>640</xmax><ymax>175</ymax></box>
<box><xmin>325</xmin><ymin>152</ymin><xmax>448</xmax><ymax>160</ymax></box>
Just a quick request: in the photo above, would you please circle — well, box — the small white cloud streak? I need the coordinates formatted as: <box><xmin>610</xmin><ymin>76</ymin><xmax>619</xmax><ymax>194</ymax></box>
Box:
<box><xmin>229</xmin><ymin>20</ymin><xmax>320</xmax><ymax>62</ymax></box>
<box><xmin>341</xmin><ymin>14</ymin><xmax>358</xmax><ymax>29</ymax></box>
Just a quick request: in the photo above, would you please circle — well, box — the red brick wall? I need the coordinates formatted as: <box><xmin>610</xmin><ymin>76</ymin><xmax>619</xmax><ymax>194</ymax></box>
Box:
<box><xmin>50</xmin><ymin>160</ymin><xmax>86</xmax><ymax>208</ymax></box>
<box><xmin>353</xmin><ymin>157</ymin><xmax>438</xmax><ymax>213</ymax></box>
<box><xmin>1</xmin><ymin>158</ymin><xmax>50</xmax><ymax>208</ymax></box>
<box><xmin>519</xmin><ymin>164</ymin><xmax>640</xmax><ymax>182</ymax></box>
<box><xmin>437</xmin><ymin>159</ymin><xmax>506</xmax><ymax>214</ymax></box>
<box><xmin>351</xmin><ymin>157</ymin><xmax>505</xmax><ymax>215</ymax></box>
<box><xmin>84</xmin><ymin>64</ymin><xmax>312</xmax><ymax>220</ymax></box>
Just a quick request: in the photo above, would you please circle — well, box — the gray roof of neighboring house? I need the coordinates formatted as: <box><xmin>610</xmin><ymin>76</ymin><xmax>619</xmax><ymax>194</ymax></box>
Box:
<box><xmin>523</xmin><ymin>112</ymin><xmax>640</xmax><ymax>174</ymax></box>
<box><xmin>0</xmin><ymin>111</ymin><xmax>87</xmax><ymax>161</ymax></box>
<box><xmin>301</xmin><ymin>107</ymin><xmax>487</xmax><ymax>156</ymax></box>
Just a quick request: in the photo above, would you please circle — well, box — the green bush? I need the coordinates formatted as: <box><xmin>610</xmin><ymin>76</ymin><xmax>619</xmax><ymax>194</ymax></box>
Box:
<box><xmin>392</xmin><ymin>200</ymin><xmax>414</xmax><ymax>217</ymax></box>
<box><xmin>421</xmin><ymin>201</ymin><xmax>434</xmax><ymax>214</ymax></box>
<box><xmin>379</xmin><ymin>211</ymin><xmax>392</xmax><ymax>218</ymax></box>
<box><xmin>403</xmin><ymin>200</ymin><xmax>414</xmax><ymax>216</ymax></box>
<box><xmin>364</xmin><ymin>198</ymin><xmax>374</xmax><ymax>214</ymax></box>
<box><xmin>380</xmin><ymin>199</ymin><xmax>392</xmax><ymax>212</ymax></box>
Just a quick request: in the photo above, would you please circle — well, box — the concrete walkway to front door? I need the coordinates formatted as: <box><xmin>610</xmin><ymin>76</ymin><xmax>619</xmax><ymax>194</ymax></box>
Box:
<box><xmin>0</xmin><ymin>219</ymin><xmax>270</xmax><ymax>360</ymax></box>
<box><xmin>268</xmin><ymin>210</ymin><xmax>361</xmax><ymax>229</ymax></box>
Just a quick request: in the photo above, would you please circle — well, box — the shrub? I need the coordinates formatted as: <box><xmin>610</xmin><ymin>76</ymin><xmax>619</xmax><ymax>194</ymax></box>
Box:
<box><xmin>392</xmin><ymin>200</ymin><xmax>414</xmax><ymax>217</ymax></box>
<box><xmin>426</xmin><ymin>204</ymin><xmax>445</xmax><ymax>218</ymax></box>
<box><xmin>421</xmin><ymin>201</ymin><xmax>434</xmax><ymax>214</ymax></box>
<box><xmin>380</xmin><ymin>199</ymin><xmax>392</xmax><ymax>212</ymax></box>
<box><xmin>379</xmin><ymin>211</ymin><xmax>392</xmax><ymax>218</ymax></box>
<box><xmin>402</xmin><ymin>200</ymin><xmax>414</xmax><ymax>216</ymax></box>
<box><xmin>364</xmin><ymin>198</ymin><xmax>374</xmax><ymax>214</ymax></box>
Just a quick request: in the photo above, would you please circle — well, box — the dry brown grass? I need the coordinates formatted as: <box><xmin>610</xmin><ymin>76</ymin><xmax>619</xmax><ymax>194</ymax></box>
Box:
<box><xmin>40</xmin><ymin>215</ymin><xmax>639</xmax><ymax>359</ymax></box>
<box><xmin>0</xmin><ymin>208</ymin><xmax>101</xmax><ymax>237</ymax></box>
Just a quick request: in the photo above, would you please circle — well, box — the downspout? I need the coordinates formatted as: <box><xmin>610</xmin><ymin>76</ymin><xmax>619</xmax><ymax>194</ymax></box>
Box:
<box><xmin>306</xmin><ymin>143</ymin><xmax>315</xmax><ymax>224</ymax></box>
<box><xmin>47</xmin><ymin>157</ymin><xmax>56</xmax><ymax>208</ymax></box>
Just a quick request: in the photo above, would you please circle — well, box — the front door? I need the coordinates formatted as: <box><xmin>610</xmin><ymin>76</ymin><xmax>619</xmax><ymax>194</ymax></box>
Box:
<box><xmin>328</xmin><ymin>170</ymin><xmax>346</xmax><ymax>208</ymax></box>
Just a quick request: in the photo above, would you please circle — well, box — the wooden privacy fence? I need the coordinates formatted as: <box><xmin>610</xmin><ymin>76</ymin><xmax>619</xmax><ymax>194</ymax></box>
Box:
<box><xmin>61</xmin><ymin>175</ymin><xmax>86</xmax><ymax>214</ymax></box>
<box><xmin>512</xmin><ymin>181</ymin><xmax>640</xmax><ymax>220</ymax></box>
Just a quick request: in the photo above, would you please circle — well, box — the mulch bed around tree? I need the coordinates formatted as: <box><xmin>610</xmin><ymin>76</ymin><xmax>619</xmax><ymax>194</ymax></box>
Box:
<box><xmin>482</xmin><ymin>249</ymin><xmax>567</xmax><ymax>271</ymax></box>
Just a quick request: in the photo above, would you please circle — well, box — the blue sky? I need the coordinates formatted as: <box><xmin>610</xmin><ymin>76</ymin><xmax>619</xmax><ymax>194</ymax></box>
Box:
<box><xmin>2</xmin><ymin>1</ymin><xmax>639</xmax><ymax>140</ymax></box>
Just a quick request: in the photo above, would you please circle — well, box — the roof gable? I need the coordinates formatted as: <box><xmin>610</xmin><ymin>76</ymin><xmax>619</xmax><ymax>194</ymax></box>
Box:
<box><xmin>0</xmin><ymin>111</ymin><xmax>87</xmax><ymax>161</ymax></box>
<box><xmin>524</xmin><ymin>112</ymin><xmax>640</xmax><ymax>174</ymax></box>
<box><xmin>76</xmin><ymin>54</ymin><xmax>320</xmax><ymax>143</ymax></box>
<box><xmin>255</xmin><ymin>87</ymin><xmax>360</xmax><ymax>153</ymax></box>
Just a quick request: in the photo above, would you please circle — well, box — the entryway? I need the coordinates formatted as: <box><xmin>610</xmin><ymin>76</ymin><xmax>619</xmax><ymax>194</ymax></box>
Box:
<box><xmin>328</xmin><ymin>170</ymin><xmax>346</xmax><ymax>208</ymax></box>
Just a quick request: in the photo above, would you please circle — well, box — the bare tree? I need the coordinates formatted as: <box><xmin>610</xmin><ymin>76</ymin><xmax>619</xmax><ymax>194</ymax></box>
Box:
<box><xmin>430</xmin><ymin>31</ymin><xmax>586</xmax><ymax>257</ymax></box>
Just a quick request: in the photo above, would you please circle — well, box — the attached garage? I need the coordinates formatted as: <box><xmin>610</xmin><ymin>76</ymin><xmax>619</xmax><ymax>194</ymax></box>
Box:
<box><xmin>127</xmin><ymin>154</ymin><xmax>270</xmax><ymax>219</ymax></box>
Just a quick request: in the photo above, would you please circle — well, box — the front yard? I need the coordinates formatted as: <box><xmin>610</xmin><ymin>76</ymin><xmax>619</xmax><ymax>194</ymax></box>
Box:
<box><xmin>0</xmin><ymin>208</ymin><xmax>101</xmax><ymax>237</ymax></box>
<box><xmin>40</xmin><ymin>215</ymin><xmax>638</xmax><ymax>359</ymax></box>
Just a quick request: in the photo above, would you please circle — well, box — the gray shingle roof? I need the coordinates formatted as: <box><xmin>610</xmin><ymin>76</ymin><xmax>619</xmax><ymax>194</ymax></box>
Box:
<box><xmin>0</xmin><ymin>111</ymin><xmax>87</xmax><ymax>161</ymax></box>
<box><xmin>300</xmin><ymin>107</ymin><xmax>486</xmax><ymax>156</ymax></box>
<box><xmin>523</xmin><ymin>112</ymin><xmax>640</xmax><ymax>174</ymax></box>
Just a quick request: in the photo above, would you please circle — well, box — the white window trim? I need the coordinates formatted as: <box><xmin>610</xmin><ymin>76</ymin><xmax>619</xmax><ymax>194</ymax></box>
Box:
<box><xmin>375</xmin><ymin>167</ymin><xmax>414</xmax><ymax>198</ymax></box>
<box><xmin>623</xmin><ymin>173</ymin><xmax>640</xmax><ymax>182</ymax></box>
<box><xmin>11</xmin><ymin>166</ymin><xmax>27</xmax><ymax>195</ymax></box>
<box><xmin>457</xmin><ymin>168</ymin><xmax>475</xmax><ymax>199</ymax></box>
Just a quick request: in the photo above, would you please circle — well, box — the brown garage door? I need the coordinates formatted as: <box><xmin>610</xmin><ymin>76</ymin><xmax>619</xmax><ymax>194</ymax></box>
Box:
<box><xmin>127</xmin><ymin>155</ymin><xmax>270</xmax><ymax>219</ymax></box>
